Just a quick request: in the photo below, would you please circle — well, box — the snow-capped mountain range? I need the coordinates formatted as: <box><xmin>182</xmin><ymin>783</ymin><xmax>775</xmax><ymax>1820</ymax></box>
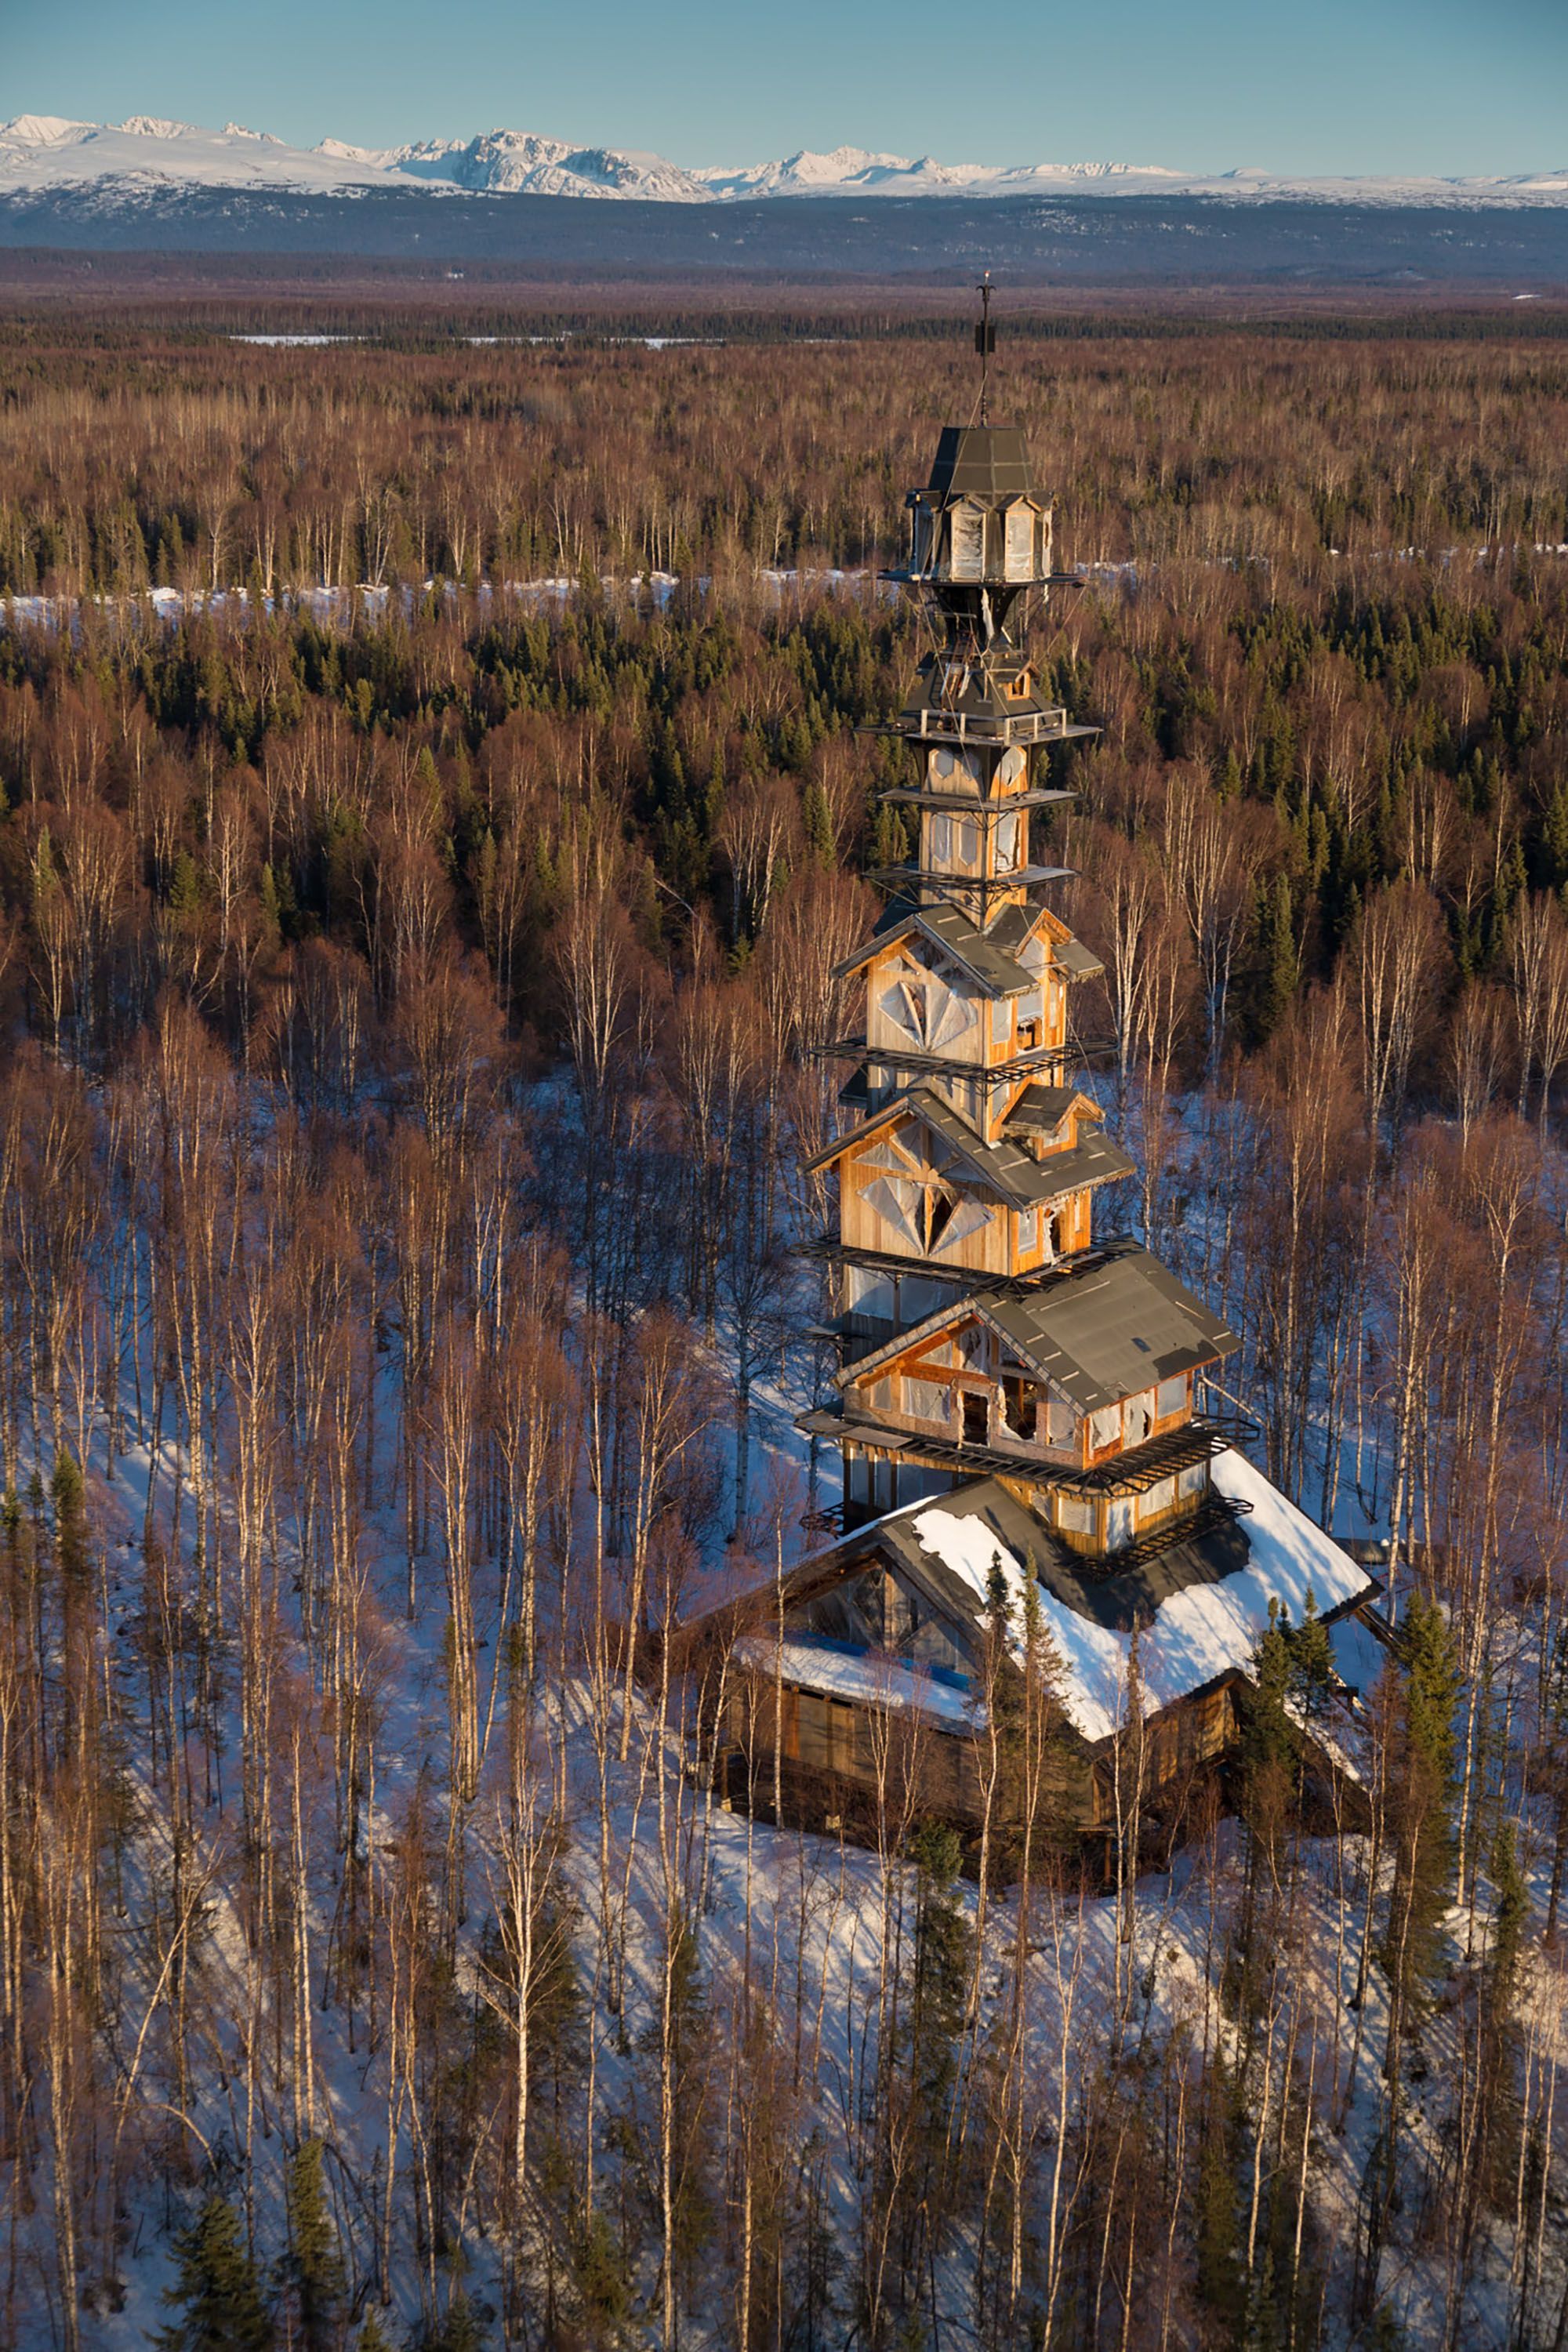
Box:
<box><xmin>2</xmin><ymin>114</ymin><xmax>1566</xmax><ymax>208</ymax></box>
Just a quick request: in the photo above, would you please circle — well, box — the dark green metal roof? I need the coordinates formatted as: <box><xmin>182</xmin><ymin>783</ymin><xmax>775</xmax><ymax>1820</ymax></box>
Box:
<box><xmin>925</xmin><ymin>425</ymin><xmax>1043</xmax><ymax>502</ymax></box>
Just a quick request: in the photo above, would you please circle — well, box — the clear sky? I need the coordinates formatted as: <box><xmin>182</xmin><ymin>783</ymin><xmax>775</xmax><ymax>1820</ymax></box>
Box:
<box><xmin>3</xmin><ymin>0</ymin><xmax>1561</xmax><ymax>177</ymax></box>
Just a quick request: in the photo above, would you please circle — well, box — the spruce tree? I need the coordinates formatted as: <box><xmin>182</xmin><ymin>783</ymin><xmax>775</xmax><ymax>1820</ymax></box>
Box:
<box><xmin>51</xmin><ymin>1450</ymin><xmax>88</xmax><ymax>1590</ymax></box>
<box><xmin>279</xmin><ymin>2139</ymin><xmax>346</xmax><ymax>2352</ymax></box>
<box><xmin>1387</xmin><ymin>1589</ymin><xmax>1459</xmax><ymax>2024</ymax></box>
<box><xmin>158</xmin><ymin>2192</ymin><xmax>274</xmax><ymax>2352</ymax></box>
<box><xmin>1194</xmin><ymin>2051</ymin><xmax>1244</xmax><ymax>2333</ymax></box>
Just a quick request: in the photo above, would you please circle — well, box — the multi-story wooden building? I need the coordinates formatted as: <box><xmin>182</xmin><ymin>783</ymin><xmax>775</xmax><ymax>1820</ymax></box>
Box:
<box><xmin>684</xmin><ymin>386</ymin><xmax>1381</xmax><ymax>1850</ymax></box>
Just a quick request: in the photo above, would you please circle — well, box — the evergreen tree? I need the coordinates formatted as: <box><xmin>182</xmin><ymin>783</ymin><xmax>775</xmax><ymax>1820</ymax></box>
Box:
<box><xmin>158</xmin><ymin>2193</ymin><xmax>274</xmax><ymax>2352</ymax></box>
<box><xmin>416</xmin><ymin>2292</ymin><xmax>488</xmax><ymax>2351</ymax></box>
<box><xmin>279</xmin><ymin>2139</ymin><xmax>347</xmax><ymax>2352</ymax></box>
<box><xmin>1194</xmin><ymin>2052</ymin><xmax>1245</xmax><ymax>2335</ymax></box>
<box><xmin>1248</xmin><ymin>874</ymin><xmax>1300</xmax><ymax>1044</ymax></box>
<box><xmin>50</xmin><ymin>1450</ymin><xmax>88</xmax><ymax>1588</ymax></box>
<box><xmin>906</xmin><ymin>1820</ymin><xmax>969</xmax><ymax>2130</ymax></box>
<box><xmin>802</xmin><ymin>777</ymin><xmax>835</xmax><ymax>869</ymax></box>
<box><xmin>1364</xmin><ymin>1591</ymin><xmax>1460</xmax><ymax>2304</ymax></box>
<box><xmin>1384</xmin><ymin>1589</ymin><xmax>1459</xmax><ymax>2028</ymax></box>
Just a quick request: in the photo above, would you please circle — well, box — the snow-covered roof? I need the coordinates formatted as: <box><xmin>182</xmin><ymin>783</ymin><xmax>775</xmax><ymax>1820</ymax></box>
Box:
<box><xmin>903</xmin><ymin>1446</ymin><xmax>1376</xmax><ymax>1745</ymax></box>
<box><xmin>734</xmin><ymin>1635</ymin><xmax>981</xmax><ymax>1729</ymax></box>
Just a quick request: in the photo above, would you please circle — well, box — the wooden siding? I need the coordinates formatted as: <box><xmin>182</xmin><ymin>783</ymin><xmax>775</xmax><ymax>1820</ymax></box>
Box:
<box><xmin>720</xmin><ymin>1664</ymin><xmax>1242</xmax><ymax>1851</ymax></box>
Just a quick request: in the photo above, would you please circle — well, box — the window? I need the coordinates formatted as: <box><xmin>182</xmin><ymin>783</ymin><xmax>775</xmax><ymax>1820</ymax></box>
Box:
<box><xmin>844</xmin><ymin>1267</ymin><xmax>894</xmax><ymax>1319</ymax></box>
<box><xmin>996</xmin><ymin>746</ymin><xmax>1027</xmax><ymax>787</ymax></box>
<box><xmin>861</xmin><ymin>1174</ymin><xmax>925</xmax><ymax>1253</ymax></box>
<box><xmin>1127</xmin><ymin>1393</ymin><xmax>1153</xmax><ymax>1444</ymax></box>
<box><xmin>993</xmin><ymin>813</ymin><xmax>1022</xmax><ymax>873</ymax></box>
<box><xmin>1058</xmin><ymin>1493</ymin><xmax>1094</xmax><ymax>1535</ymax></box>
<box><xmin>948</xmin><ymin>503</ymin><xmax>984</xmax><ymax>579</ymax></box>
<box><xmin>1001</xmin><ymin>1378</ymin><xmax>1038</xmax><ymax>1442</ymax></box>
<box><xmin>1142</xmin><ymin>1476</ymin><xmax>1175</xmax><ymax>1519</ymax></box>
<box><xmin>897</xmin><ymin>1462</ymin><xmax>955</xmax><ymax>1506</ymax></box>
<box><xmin>1089</xmin><ymin>1406</ymin><xmax>1120</xmax><ymax>1453</ymax></box>
<box><xmin>1105</xmin><ymin>1498</ymin><xmax>1134</xmax><ymax>1552</ymax></box>
<box><xmin>1004</xmin><ymin>504</ymin><xmax>1034</xmax><ymax>577</ymax></box>
<box><xmin>904</xmin><ymin>1377</ymin><xmax>949</xmax><ymax>1422</ymax></box>
<box><xmin>920</xmin><ymin>1189</ymin><xmax>988</xmax><ymax>1256</ymax></box>
<box><xmin>877</xmin><ymin>971</ymin><xmax>973</xmax><ymax>1055</ymax></box>
<box><xmin>1156</xmin><ymin>1375</ymin><xmax>1187</xmax><ymax>1419</ymax></box>
<box><xmin>1017</xmin><ymin>1207</ymin><xmax>1038</xmax><ymax>1253</ymax></box>
<box><xmin>931</xmin><ymin>747</ymin><xmax>982</xmax><ymax>795</ymax></box>
<box><xmin>1180</xmin><ymin>1461</ymin><xmax>1208</xmax><ymax>1497</ymax></box>
<box><xmin>962</xmin><ymin>1392</ymin><xmax>989</xmax><ymax>1446</ymax></box>
<box><xmin>926</xmin><ymin>1188</ymin><xmax>957</xmax><ymax>1250</ymax></box>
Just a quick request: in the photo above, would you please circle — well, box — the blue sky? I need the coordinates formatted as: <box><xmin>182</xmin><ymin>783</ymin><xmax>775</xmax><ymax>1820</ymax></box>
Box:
<box><xmin>4</xmin><ymin>0</ymin><xmax>1560</xmax><ymax>176</ymax></box>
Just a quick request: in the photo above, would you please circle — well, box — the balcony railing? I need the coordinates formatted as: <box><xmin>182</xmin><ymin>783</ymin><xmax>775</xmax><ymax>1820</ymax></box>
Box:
<box><xmin>864</xmin><ymin>707</ymin><xmax>1098</xmax><ymax>749</ymax></box>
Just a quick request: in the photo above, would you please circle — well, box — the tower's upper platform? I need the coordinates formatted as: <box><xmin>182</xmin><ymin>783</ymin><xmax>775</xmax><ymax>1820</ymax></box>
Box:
<box><xmin>883</xmin><ymin>418</ymin><xmax>1083</xmax><ymax>615</ymax></box>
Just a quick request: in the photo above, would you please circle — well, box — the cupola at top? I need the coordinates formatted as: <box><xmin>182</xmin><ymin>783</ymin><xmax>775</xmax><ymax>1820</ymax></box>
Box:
<box><xmin>897</xmin><ymin>425</ymin><xmax>1054</xmax><ymax>594</ymax></box>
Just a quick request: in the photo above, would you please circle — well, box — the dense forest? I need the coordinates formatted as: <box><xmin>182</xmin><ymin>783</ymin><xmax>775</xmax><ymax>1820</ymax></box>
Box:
<box><xmin>0</xmin><ymin>314</ymin><xmax>1563</xmax><ymax>2348</ymax></box>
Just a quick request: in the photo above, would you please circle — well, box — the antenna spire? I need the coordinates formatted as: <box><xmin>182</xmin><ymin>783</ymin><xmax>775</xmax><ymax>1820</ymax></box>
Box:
<box><xmin>975</xmin><ymin>270</ymin><xmax>996</xmax><ymax>425</ymax></box>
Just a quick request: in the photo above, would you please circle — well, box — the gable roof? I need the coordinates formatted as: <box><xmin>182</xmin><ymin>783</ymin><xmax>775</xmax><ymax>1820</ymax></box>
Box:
<box><xmin>982</xmin><ymin>1244</ymin><xmax>1240</xmax><ymax>1409</ymax></box>
<box><xmin>806</xmin><ymin>1083</ymin><xmax>1134</xmax><ymax>1210</ymax></box>
<box><xmin>833</xmin><ymin>898</ymin><xmax>1034</xmax><ymax>998</ymax></box>
<box><xmin>990</xmin><ymin>897</ymin><xmax>1104</xmax><ymax>982</ymax></box>
<box><xmin>1053</xmin><ymin>935</ymin><xmax>1105</xmax><ymax>982</ymax></box>
<box><xmin>843</xmin><ymin>1240</ymin><xmax>1239</xmax><ymax>1413</ymax></box>
<box><xmin>684</xmin><ymin>1450</ymin><xmax>1377</xmax><ymax>1751</ymax></box>
<box><xmin>1002</xmin><ymin>1082</ymin><xmax>1105</xmax><ymax>1137</ymax></box>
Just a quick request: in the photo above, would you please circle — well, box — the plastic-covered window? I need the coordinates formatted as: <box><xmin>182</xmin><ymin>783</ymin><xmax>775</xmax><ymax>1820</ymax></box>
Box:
<box><xmin>948</xmin><ymin>503</ymin><xmax>984</xmax><ymax>579</ymax></box>
<box><xmin>1089</xmin><ymin>1405</ymin><xmax>1120</xmax><ymax>1452</ymax></box>
<box><xmin>903</xmin><ymin>1377</ymin><xmax>950</xmax><ymax>1423</ymax></box>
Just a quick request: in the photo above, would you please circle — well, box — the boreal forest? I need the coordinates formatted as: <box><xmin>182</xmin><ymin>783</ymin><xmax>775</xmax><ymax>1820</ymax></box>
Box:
<box><xmin>0</xmin><ymin>310</ymin><xmax>1564</xmax><ymax>2349</ymax></box>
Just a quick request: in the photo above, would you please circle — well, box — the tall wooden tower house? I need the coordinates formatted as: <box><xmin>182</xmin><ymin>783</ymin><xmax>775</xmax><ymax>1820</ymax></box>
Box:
<box><xmin>684</xmin><ymin>313</ymin><xmax>1381</xmax><ymax>1846</ymax></box>
<box><xmin>802</xmin><ymin>410</ymin><xmax>1245</xmax><ymax>1555</ymax></box>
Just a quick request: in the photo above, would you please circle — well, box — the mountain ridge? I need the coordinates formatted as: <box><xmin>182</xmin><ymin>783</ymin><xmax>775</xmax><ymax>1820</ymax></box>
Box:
<box><xmin>2</xmin><ymin>112</ymin><xmax>1566</xmax><ymax>209</ymax></box>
